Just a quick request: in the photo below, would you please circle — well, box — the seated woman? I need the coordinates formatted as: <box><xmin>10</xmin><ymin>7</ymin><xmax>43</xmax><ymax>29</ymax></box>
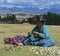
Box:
<box><xmin>19</xmin><ymin>16</ymin><xmax>56</xmax><ymax>47</ymax></box>
<box><xmin>5</xmin><ymin>16</ymin><xmax>55</xmax><ymax>47</ymax></box>
<box><xmin>18</xmin><ymin>16</ymin><xmax>56</xmax><ymax>47</ymax></box>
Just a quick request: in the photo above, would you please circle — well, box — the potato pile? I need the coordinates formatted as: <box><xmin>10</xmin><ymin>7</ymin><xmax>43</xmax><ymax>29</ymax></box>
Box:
<box><xmin>29</xmin><ymin>46</ymin><xmax>60</xmax><ymax>56</ymax></box>
<box><xmin>4</xmin><ymin>45</ymin><xmax>21</xmax><ymax>51</ymax></box>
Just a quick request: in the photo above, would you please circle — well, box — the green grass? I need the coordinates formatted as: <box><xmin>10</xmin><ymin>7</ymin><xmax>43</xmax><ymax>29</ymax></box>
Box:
<box><xmin>0</xmin><ymin>24</ymin><xmax>60</xmax><ymax>56</ymax></box>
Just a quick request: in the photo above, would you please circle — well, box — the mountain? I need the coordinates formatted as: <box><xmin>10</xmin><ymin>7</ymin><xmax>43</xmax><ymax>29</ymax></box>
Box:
<box><xmin>0</xmin><ymin>0</ymin><xmax>60</xmax><ymax>14</ymax></box>
<box><xmin>0</xmin><ymin>6</ymin><xmax>60</xmax><ymax>14</ymax></box>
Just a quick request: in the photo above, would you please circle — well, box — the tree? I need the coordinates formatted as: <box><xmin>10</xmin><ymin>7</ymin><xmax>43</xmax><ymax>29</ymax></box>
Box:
<box><xmin>0</xmin><ymin>16</ymin><xmax>2</xmax><ymax>21</ymax></box>
<box><xmin>43</xmin><ymin>12</ymin><xmax>60</xmax><ymax>25</ymax></box>
<box><xmin>2</xmin><ymin>14</ymin><xmax>16</xmax><ymax>23</ymax></box>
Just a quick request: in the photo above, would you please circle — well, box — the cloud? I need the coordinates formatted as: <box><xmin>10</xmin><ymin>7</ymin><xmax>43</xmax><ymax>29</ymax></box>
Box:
<box><xmin>0</xmin><ymin>0</ymin><xmax>60</xmax><ymax>9</ymax></box>
<box><xmin>35</xmin><ymin>0</ymin><xmax>60</xmax><ymax>9</ymax></box>
<box><xmin>0</xmin><ymin>0</ymin><xmax>4</xmax><ymax>2</ymax></box>
<box><xmin>6</xmin><ymin>0</ymin><xmax>36</xmax><ymax>4</ymax></box>
<box><xmin>16</xmin><ymin>6</ymin><xmax>24</xmax><ymax>8</ymax></box>
<box><xmin>7</xmin><ymin>0</ymin><xmax>14</xmax><ymax>3</ymax></box>
<box><xmin>0</xmin><ymin>4</ymin><xmax>15</xmax><ymax>8</ymax></box>
<box><xmin>54</xmin><ymin>1</ymin><xmax>60</xmax><ymax>4</ymax></box>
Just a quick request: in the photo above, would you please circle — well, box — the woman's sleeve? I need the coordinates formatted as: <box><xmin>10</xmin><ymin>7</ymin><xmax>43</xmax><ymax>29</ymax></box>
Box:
<box><xmin>39</xmin><ymin>25</ymin><xmax>51</xmax><ymax>38</ymax></box>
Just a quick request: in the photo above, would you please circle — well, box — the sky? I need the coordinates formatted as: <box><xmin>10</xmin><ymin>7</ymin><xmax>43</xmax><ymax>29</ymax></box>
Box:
<box><xmin>0</xmin><ymin>0</ymin><xmax>60</xmax><ymax>9</ymax></box>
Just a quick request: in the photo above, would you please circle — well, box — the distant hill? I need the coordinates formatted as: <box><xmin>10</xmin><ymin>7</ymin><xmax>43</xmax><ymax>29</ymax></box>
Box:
<box><xmin>0</xmin><ymin>0</ymin><xmax>60</xmax><ymax>14</ymax></box>
<box><xmin>0</xmin><ymin>7</ymin><xmax>60</xmax><ymax>14</ymax></box>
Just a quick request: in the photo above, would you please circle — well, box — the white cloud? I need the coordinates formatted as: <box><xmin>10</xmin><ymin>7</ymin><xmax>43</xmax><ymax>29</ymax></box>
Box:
<box><xmin>54</xmin><ymin>1</ymin><xmax>60</xmax><ymax>4</ymax></box>
<box><xmin>32</xmin><ymin>3</ymin><xmax>39</xmax><ymax>5</ymax></box>
<box><xmin>42</xmin><ymin>0</ymin><xmax>46</xmax><ymax>2</ymax></box>
<box><xmin>18</xmin><ymin>0</ymin><xmax>35</xmax><ymax>3</ymax></box>
<box><xmin>0</xmin><ymin>0</ymin><xmax>60</xmax><ymax>9</ymax></box>
<box><xmin>37</xmin><ymin>0</ymin><xmax>60</xmax><ymax>9</ymax></box>
<box><xmin>0</xmin><ymin>4</ymin><xmax>15</xmax><ymax>8</ymax></box>
<box><xmin>39</xmin><ymin>8</ymin><xmax>44</xmax><ymax>9</ymax></box>
<box><xmin>6</xmin><ymin>0</ymin><xmax>36</xmax><ymax>4</ymax></box>
<box><xmin>7</xmin><ymin>0</ymin><xmax>14</xmax><ymax>3</ymax></box>
<box><xmin>16</xmin><ymin>6</ymin><xmax>24</xmax><ymax>8</ymax></box>
<box><xmin>1</xmin><ymin>0</ymin><xmax>4</xmax><ymax>1</ymax></box>
<box><xmin>0</xmin><ymin>0</ymin><xmax>4</xmax><ymax>2</ymax></box>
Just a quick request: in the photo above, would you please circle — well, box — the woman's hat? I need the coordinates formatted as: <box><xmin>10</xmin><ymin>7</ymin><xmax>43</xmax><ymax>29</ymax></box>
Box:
<box><xmin>34</xmin><ymin>15</ymin><xmax>46</xmax><ymax>22</ymax></box>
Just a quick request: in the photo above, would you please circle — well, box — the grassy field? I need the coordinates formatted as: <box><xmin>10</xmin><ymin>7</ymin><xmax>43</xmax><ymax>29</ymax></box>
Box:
<box><xmin>0</xmin><ymin>24</ymin><xmax>60</xmax><ymax>56</ymax></box>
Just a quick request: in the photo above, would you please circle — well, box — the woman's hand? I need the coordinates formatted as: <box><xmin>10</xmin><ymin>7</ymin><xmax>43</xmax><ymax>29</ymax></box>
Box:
<box><xmin>33</xmin><ymin>32</ymin><xmax>39</xmax><ymax>35</ymax></box>
<box><xmin>17</xmin><ymin>43</ymin><xmax>23</xmax><ymax>46</ymax></box>
<box><xmin>33</xmin><ymin>32</ymin><xmax>39</xmax><ymax>38</ymax></box>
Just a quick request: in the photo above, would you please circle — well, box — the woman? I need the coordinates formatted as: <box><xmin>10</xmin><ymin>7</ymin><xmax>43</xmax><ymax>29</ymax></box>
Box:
<box><xmin>16</xmin><ymin>16</ymin><xmax>56</xmax><ymax>47</ymax></box>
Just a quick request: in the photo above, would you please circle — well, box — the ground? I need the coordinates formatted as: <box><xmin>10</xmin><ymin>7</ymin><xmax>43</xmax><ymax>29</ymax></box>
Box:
<box><xmin>0</xmin><ymin>24</ymin><xmax>60</xmax><ymax>56</ymax></box>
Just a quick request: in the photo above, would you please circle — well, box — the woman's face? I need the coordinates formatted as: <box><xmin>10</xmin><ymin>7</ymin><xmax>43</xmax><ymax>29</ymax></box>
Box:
<box><xmin>36</xmin><ymin>21</ymin><xmax>43</xmax><ymax>27</ymax></box>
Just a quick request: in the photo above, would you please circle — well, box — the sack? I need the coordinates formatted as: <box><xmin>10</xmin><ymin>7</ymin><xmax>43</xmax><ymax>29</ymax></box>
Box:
<box><xmin>4</xmin><ymin>38</ymin><xmax>14</xmax><ymax>44</ymax></box>
<box><xmin>4</xmin><ymin>35</ymin><xmax>25</xmax><ymax>44</ymax></box>
<box><xmin>14</xmin><ymin>35</ymin><xmax>25</xmax><ymax>41</ymax></box>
